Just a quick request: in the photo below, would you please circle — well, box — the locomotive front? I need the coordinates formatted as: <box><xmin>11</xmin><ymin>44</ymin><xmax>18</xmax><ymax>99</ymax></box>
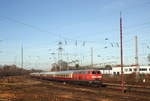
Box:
<box><xmin>90</xmin><ymin>70</ymin><xmax>102</xmax><ymax>84</ymax></box>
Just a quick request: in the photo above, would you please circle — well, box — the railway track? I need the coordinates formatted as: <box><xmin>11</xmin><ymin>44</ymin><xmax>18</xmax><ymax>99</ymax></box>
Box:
<box><xmin>1</xmin><ymin>76</ymin><xmax>150</xmax><ymax>101</ymax></box>
<box><xmin>29</xmin><ymin>77</ymin><xmax>150</xmax><ymax>101</ymax></box>
<box><xmin>103</xmin><ymin>82</ymin><xmax>150</xmax><ymax>93</ymax></box>
<box><xmin>32</xmin><ymin>77</ymin><xmax>150</xmax><ymax>93</ymax></box>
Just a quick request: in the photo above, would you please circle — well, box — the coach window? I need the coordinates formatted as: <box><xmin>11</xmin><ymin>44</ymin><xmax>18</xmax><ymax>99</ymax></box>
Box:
<box><xmin>87</xmin><ymin>71</ymin><xmax>91</xmax><ymax>74</ymax></box>
<box><xmin>83</xmin><ymin>71</ymin><xmax>87</xmax><ymax>74</ymax></box>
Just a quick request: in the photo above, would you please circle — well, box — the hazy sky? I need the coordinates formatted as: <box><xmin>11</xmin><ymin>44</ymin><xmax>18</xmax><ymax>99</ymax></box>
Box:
<box><xmin>0</xmin><ymin>0</ymin><xmax>150</xmax><ymax>70</ymax></box>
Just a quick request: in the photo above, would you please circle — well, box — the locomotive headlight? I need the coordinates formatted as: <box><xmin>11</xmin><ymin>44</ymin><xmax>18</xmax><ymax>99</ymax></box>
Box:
<box><xmin>97</xmin><ymin>76</ymin><xmax>102</xmax><ymax>78</ymax></box>
<box><xmin>92</xmin><ymin>76</ymin><xmax>96</xmax><ymax>78</ymax></box>
<box><xmin>92</xmin><ymin>76</ymin><xmax>101</xmax><ymax>78</ymax></box>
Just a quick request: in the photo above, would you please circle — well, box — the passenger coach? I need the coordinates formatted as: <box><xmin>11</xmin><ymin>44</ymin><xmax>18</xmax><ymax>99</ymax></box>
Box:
<box><xmin>30</xmin><ymin>69</ymin><xmax>102</xmax><ymax>84</ymax></box>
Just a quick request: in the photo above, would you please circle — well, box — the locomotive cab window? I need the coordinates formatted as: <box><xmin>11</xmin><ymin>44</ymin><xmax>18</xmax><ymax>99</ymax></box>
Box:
<box><xmin>92</xmin><ymin>71</ymin><xmax>96</xmax><ymax>74</ymax></box>
<box><xmin>97</xmin><ymin>71</ymin><xmax>101</xmax><ymax>74</ymax></box>
<box><xmin>92</xmin><ymin>71</ymin><xmax>101</xmax><ymax>74</ymax></box>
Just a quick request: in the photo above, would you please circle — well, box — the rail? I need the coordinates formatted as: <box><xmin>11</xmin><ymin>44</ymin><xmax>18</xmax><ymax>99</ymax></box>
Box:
<box><xmin>103</xmin><ymin>82</ymin><xmax>150</xmax><ymax>93</ymax></box>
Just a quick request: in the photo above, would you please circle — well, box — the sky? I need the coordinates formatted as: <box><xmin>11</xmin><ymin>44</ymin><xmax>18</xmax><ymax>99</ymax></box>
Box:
<box><xmin>0</xmin><ymin>0</ymin><xmax>150</xmax><ymax>70</ymax></box>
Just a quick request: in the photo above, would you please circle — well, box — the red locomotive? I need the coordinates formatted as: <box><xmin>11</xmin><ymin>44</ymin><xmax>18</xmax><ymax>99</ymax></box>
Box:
<box><xmin>30</xmin><ymin>69</ymin><xmax>102</xmax><ymax>84</ymax></box>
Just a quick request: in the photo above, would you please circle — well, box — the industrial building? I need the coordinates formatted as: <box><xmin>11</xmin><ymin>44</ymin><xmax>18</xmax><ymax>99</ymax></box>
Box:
<box><xmin>99</xmin><ymin>65</ymin><xmax>150</xmax><ymax>75</ymax></box>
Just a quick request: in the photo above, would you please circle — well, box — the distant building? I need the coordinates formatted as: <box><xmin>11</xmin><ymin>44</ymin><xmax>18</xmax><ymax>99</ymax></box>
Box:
<box><xmin>99</xmin><ymin>65</ymin><xmax>150</xmax><ymax>75</ymax></box>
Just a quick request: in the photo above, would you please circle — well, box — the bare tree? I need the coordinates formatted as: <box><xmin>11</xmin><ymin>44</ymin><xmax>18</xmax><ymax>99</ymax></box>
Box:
<box><xmin>0</xmin><ymin>65</ymin><xmax>40</xmax><ymax>77</ymax></box>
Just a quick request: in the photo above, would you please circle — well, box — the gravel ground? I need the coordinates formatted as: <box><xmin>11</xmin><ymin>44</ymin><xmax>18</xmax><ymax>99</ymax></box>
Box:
<box><xmin>0</xmin><ymin>76</ymin><xmax>150</xmax><ymax>101</ymax></box>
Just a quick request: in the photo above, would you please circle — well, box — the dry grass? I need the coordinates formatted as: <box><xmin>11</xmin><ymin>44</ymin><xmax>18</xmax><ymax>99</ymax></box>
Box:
<box><xmin>103</xmin><ymin>74</ymin><xmax>150</xmax><ymax>86</ymax></box>
<box><xmin>0</xmin><ymin>76</ymin><xmax>80</xmax><ymax>101</ymax></box>
<box><xmin>101</xmin><ymin>99</ymin><xmax>112</xmax><ymax>101</ymax></box>
<box><xmin>0</xmin><ymin>76</ymin><xmax>149</xmax><ymax>101</ymax></box>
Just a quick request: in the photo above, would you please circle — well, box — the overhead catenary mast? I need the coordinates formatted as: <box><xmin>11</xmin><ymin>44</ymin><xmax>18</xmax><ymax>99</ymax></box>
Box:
<box><xmin>21</xmin><ymin>44</ymin><xmax>23</xmax><ymax>68</ymax></box>
<box><xmin>91</xmin><ymin>47</ymin><xmax>93</xmax><ymax>68</ymax></box>
<box><xmin>135</xmin><ymin>36</ymin><xmax>139</xmax><ymax>79</ymax></box>
<box><xmin>120</xmin><ymin>12</ymin><xmax>125</xmax><ymax>92</ymax></box>
<box><xmin>58</xmin><ymin>41</ymin><xmax>63</xmax><ymax>71</ymax></box>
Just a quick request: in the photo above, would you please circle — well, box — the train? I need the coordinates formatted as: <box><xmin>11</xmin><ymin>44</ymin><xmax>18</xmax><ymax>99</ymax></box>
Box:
<box><xmin>30</xmin><ymin>69</ymin><xmax>103</xmax><ymax>85</ymax></box>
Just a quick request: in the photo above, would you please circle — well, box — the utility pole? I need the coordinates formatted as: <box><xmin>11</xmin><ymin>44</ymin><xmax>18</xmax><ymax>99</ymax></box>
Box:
<box><xmin>21</xmin><ymin>44</ymin><xmax>23</xmax><ymax>68</ymax></box>
<box><xmin>135</xmin><ymin>36</ymin><xmax>139</xmax><ymax>79</ymax></box>
<box><xmin>58</xmin><ymin>41</ymin><xmax>63</xmax><ymax>71</ymax></box>
<box><xmin>66</xmin><ymin>53</ymin><xmax>69</xmax><ymax>70</ymax></box>
<box><xmin>120</xmin><ymin>12</ymin><xmax>125</xmax><ymax>92</ymax></box>
<box><xmin>91</xmin><ymin>47</ymin><xmax>93</xmax><ymax>68</ymax></box>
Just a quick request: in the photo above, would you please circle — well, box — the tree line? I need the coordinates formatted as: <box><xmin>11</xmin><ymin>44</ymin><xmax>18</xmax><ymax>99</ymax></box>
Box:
<box><xmin>0</xmin><ymin>65</ymin><xmax>43</xmax><ymax>77</ymax></box>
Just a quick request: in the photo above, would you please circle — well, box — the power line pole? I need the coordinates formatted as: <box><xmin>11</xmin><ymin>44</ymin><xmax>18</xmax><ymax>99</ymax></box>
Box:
<box><xmin>135</xmin><ymin>36</ymin><xmax>139</xmax><ymax>79</ymax></box>
<box><xmin>58</xmin><ymin>41</ymin><xmax>63</xmax><ymax>71</ymax></box>
<box><xmin>21</xmin><ymin>44</ymin><xmax>23</xmax><ymax>68</ymax></box>
<box><xmin>91</xmin><ymin>47</ymin><xmax>93</xmax><ymax>68</ymax></box>
<box><xmin>120</xmin><ymin>12</ymin><xmax>125</xmax><ymax>92</ymax></box>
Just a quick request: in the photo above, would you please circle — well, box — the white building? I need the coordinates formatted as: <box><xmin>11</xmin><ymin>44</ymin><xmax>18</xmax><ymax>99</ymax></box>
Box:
<box><xmin>99</xmin><ymin>65</ymin><xmax>150</xmax><ymax>75</ymax></box>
